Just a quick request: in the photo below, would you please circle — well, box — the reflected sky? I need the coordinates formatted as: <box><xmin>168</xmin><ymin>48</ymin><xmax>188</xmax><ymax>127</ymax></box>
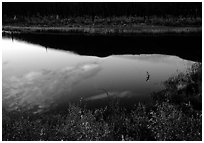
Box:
<box><xmin>2</xmin><ymin>38</ymin><xmax>195</xmax><ymax>113</ymax></box>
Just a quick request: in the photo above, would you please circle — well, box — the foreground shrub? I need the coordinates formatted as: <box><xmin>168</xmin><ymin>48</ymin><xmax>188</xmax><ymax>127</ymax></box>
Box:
<box><xmin>148</xmin><ymin>102</ymin><xmax>202</xmax><ymax>141</ymax></box>
<box><xmin>2</xmin><ymin>101</ymin><xmax>202</xmax><ymax>141</ymax></box>
<box><xmin>59</xmin><ymin>104</ymin><xmax>111</xmax><ymax>141</ymax></box>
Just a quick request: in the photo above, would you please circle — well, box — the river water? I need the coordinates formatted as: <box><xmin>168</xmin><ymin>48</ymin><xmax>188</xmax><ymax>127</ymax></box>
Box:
<box><xmin>2</xmin><ymin>36</ymin><xmax>195</xmax><ymax>113</ymax></box>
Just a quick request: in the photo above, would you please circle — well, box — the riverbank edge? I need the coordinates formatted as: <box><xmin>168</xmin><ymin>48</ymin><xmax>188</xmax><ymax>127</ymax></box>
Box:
<box><xmin>2</xmin><ymin>25</ymin><xmax>202</xmax><ymax>36</ymax></box>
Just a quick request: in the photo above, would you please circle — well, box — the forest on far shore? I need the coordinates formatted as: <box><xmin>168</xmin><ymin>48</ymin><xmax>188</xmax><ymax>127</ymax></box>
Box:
<box><xmin>3</xmin><ymin>3</ymin><xmax>202</xmax><ymax>27</ymax></box>
<box><xmin>3</xmin><ymin>2</ymin><xmax>202</xmax><ymax>18</ymax></box>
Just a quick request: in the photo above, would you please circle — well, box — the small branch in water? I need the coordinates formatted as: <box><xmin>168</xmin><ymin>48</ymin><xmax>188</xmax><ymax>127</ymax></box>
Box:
<box><xmin>146</xmin><ymin>71</ymin><xmax>150</xmax><ymax>82</ymax></box>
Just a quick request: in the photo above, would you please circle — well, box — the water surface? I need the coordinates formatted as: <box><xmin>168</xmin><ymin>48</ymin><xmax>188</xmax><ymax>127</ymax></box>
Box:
<box><xmin>2</xmin><ymin>37</ymin><xmax>194</xmax><ymax>113</ymax></box>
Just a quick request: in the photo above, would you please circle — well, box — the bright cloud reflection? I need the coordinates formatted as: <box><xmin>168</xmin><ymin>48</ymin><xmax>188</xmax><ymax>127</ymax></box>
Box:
<box><xmin>3</xmin><ymin>62</ymin><xmax>101</xmax><ymax>113</ymax></box>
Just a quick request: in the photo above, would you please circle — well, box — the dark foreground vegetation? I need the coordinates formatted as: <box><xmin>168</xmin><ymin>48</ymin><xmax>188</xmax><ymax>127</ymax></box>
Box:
<box><xmin>2</xmin><ymin>2</ymin><xmax>202</xmax><ymax>35</ymax></box>
<box><xmin>2</xmin><ymin>63</ymin><xmax>202</xmax><ymax>141</ymax></box>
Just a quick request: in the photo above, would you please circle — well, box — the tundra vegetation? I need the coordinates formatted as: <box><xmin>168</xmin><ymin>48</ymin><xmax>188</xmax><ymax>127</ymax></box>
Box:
<box><xmin>2</xmin><ymin>3</ymin><xmax>202</xmax><ymax>34</ymax></box>
<box><xmin>2</xmin><ymin>63</ymin><xmax>202</xmax><ymax>141</ymax></box>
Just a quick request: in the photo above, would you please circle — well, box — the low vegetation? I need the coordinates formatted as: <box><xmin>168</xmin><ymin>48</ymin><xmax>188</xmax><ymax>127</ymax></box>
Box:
<box><xmin>2</xmin><ymin>15</ymin><xmax>202</xmax><ymax>35</ymax></box>
<box><xmin>2</xmin><ymin>63</ymin><xmax>202</xmax><ymax>141</ymax></box>
<box><xmin>3</xmin><ymin>15</ymin><xmax>202</xmax><ymax>27</ymax></box>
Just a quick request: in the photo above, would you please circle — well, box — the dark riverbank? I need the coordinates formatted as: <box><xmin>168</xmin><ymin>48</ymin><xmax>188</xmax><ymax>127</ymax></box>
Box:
<box><xmin>2</xmin><ymin>25</ymin><xmax>202</xmax><ymax>36</ymax></box>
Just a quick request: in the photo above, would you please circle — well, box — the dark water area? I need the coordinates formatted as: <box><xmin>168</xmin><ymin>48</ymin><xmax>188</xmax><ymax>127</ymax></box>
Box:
<box><xmin>4</xmin><ymin>32</ymin><xmax>202</xmax><ymax>62</ymax></box>
<box><xmin>2</xmin><ymin>33</ymin><xmax>200</xmax><ymax>113</ymax></box>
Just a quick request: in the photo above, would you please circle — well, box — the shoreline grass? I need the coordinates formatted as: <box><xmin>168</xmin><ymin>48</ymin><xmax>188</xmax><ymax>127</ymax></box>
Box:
<box><xmin>2</xmin><ymin>16</ymin><xmax>202</xmax><ymax>35</ymax></box>
<box><xmin>2</xmin><ymin>25</ymin><xmax>201</xmax><ymax>36</ymax></box>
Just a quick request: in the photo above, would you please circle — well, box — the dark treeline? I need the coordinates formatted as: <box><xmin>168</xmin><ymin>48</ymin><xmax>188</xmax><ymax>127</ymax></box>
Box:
<box><xmin>3</xmin><ymin>2</ymin><xmax>202</xmax><ymax>18</ymax></box>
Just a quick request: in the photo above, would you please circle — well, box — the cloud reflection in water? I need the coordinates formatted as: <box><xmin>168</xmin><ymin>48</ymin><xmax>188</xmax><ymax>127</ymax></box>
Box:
<box><xmin>3</xmin><ymin>62</ymin><xmax>101</xmax><ymax>113</ymax></box>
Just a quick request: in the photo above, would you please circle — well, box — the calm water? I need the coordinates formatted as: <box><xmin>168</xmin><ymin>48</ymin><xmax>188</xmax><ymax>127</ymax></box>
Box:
<box><xmin>2</xmin><ymin>37</ymin><xmax>195</xmax><ymax>113</ymax></box>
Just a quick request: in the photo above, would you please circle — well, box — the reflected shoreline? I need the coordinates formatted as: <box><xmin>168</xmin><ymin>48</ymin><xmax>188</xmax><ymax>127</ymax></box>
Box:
<box><xmin>2</xmin><ymin>32</ymin><xmax>202</xmax><ymax>62</ymax></box>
